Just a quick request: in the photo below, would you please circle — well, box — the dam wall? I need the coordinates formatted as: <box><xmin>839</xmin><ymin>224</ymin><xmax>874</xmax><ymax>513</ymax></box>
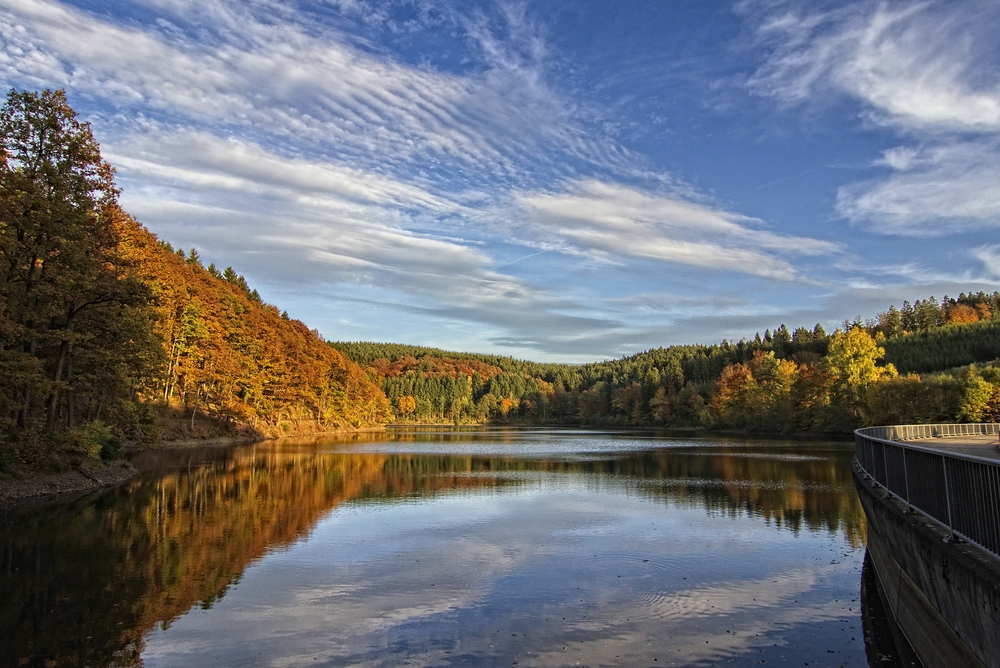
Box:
<box><xmin>854</xmin><ymin>424</ymin><xmax>1000</xmax><ymax>668</ymax></box>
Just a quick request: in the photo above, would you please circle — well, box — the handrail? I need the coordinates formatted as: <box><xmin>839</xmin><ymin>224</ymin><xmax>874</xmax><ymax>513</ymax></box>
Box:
<box><xmin>855</xmin><ymin>423</ymin><xmax>1000</xmax><ymax>560</ymax></box>
<box><xmin>857</xmin><ymin>422</ymin><xmax>1000</xmax><ymax>443</ymax></box>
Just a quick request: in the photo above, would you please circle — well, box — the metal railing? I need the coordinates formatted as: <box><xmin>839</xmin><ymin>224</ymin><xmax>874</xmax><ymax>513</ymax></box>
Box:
<box><xmin>860</xmin><ymin>422</ymin><xmax>1000</xmax><ymax>442</ymax></box>
<box><xmin>855</xmin><ymin>423</ymin><xmax>1000</xmax><ymax>559</ymax></box>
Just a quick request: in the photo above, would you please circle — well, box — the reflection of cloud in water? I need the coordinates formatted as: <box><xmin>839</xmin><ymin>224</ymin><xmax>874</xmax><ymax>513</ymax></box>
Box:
<box><xmin>523</xmin><ymin>564</ymin><xmax>857</xmax><ymax>665</ymax></box>
<box><xmin>141</xmin><ymin>486</ymin><xmax>864</xmax><ymax>667</ymax></box>
<box><xmin>323</xmin><ymin>433</ymin><xmax>751</xmax><ymax>457</ymax></box>
<box><xmin>529</xmin><ymin>600</ymin><xmax>855</xmax><ymax>667</ymax></box>
<box><xmin>635</xmin><ymin>564</ymin><xmax>845</xmax><ymax>620</ymax></box>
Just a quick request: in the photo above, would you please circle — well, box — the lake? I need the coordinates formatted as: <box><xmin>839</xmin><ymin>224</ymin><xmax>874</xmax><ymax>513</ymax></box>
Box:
<box><xmin>1</xmin><ymin>428</ymin><xmax>875</xmax><ymax>667</ymax></box>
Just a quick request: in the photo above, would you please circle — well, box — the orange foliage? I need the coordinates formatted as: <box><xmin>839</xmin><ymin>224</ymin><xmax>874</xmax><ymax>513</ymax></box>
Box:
<box><xmin>944</xmin><ymin>303</ymin><xmax>980</xmax><ymax>325</ymax></box>
<box><xmin>115</xmin><ymin>213</ymin><xmax>390</xmax><ymax>436</ymax></box>
<box><xmin>397</xmin><ymin>395</ymin><xmax>416</xmax><ymax>415</ymax></box>
<box><xmin>371</xmin><ymin>354</ymin><xmax>504</xmax><ymax>380</ymax></box>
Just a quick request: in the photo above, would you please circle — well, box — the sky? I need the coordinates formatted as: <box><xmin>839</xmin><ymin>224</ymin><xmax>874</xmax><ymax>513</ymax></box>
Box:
<box><xmin>1</xmin><ymin>0</ymin><xmax>999</xmax><ymax>362</ymax></box>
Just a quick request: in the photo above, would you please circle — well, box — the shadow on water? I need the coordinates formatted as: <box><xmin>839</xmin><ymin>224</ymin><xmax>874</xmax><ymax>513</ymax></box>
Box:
<box><xmin>1</xmin><ymin>430</ymin><xmax>866</xmax><ymax>667</ymax></box>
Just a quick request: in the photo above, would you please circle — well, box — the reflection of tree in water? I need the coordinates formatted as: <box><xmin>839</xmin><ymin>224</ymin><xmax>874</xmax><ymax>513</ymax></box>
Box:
<box><xmin>618</xmin><ymin>446</ymin><xmax>867</xmax><ymax>546</ymax></box>
<box><xmin>0</xmin><ymin>440</ymin><xmax>863</xmax><ymax>666</ymax></box>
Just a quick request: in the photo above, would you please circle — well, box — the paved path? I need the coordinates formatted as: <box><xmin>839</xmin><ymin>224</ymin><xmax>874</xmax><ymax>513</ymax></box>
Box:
<box><xmin>905</xmin><ymin>433</ymin><xmax>1000</xmax><ymax>461</ymax></box>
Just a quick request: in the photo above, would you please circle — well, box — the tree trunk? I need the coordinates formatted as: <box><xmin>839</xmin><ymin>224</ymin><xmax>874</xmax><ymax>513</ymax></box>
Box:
<box><xmin>66</xmin><ymin>343</ymin><xmax>74</xmax><ymax>428</ymax></box>
<box><xmin>190</xmin><ymin>384</ymin><xmax>200</xmax><ymax>431</ymax></box>
<box><xmin>46</xmin><ymin>339</ymin><xmax>71</xmax><ymax>431</ymax></box>
<box><xmin>163</xmin><ymin>339</ymin><xmax>179</xmax><ymax>403</ymax></box>
<box><xmin>17</xmin><ymin>338</ymin><xmax>37</xmax><ymax>428</ymax></box>
<box><xmin>18</xmin><ymin>386</ymin><xmax>30</xmax><ymax>429</ymax></box>
<box><xmin>92</xmin><ymin>384</ymin><xmax>106</xmax><ymax>422</ymax></box>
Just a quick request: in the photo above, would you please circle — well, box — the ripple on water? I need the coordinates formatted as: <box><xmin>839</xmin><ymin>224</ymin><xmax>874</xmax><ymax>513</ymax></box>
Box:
<box><xmin>588</xmin><ymin>551</ymin><xmax>688</xmax><ymax>577</ymax></box>
<box><xmin>632</xmin><ymin>586</ymin><xmax>755</xmax><ymax>623</ymax></box>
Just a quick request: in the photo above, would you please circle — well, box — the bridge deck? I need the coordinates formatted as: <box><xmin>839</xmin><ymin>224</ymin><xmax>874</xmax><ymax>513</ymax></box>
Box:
<box><xmin>906</xmin><ymin>434</ymin><xmax>1000</xmax><ymax>461</ymax></box>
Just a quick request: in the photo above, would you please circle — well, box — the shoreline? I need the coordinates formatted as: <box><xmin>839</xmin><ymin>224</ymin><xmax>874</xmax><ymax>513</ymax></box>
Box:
<box><xmin>0</xmin><ymin>428</ymin><xmax>387</xmax><ymax>507</ymax></box>
<box><xmin>1</xmin><ymin>424</ymin><xmax>849</xmax><ymax>508</ymax></box>
<box><xmin>0</xmin><ymin>461</ymin><xmax>138</xmax><ymax>508</ymax></box>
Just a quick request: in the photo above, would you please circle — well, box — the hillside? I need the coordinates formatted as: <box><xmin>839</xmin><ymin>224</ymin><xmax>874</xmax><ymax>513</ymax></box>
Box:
<box><xmin>0</xmin><ymin>90</ymin><xmax>388</xmax><ymax>476</ymax></box>
<box><xmin>882</xmin><ymin>319</ymin><xmax>1000</xmax><ymax>374</ymax></box>
<box><xmin>334</xmin><ymin>297</ymin><xmax>1000</xmax><ymax>433</ymax></box>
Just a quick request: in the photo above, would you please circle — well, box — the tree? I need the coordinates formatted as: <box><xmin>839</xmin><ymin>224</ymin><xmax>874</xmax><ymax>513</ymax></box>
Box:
<box><xmin>397</xmin><ymin>394</ymin><xmax>416</xmax><ymax>419</ymax></box>
<box><xmin>710</xmin><ymin>351</ymin><xmax>797</xmax><ymax>431</ymax></box>
<box><xmin>824</xmin><ymin>326</ymin><xmax>896</xmax><ymax>424</ymax></box>
<box><xmin>0</xmin><ymin>89</ymin><xmax>151</xmax><ymax>436</ymax></box>
<box><xmin>958</xmin><ymin>368</ymin><xmax>994</xmax><ymax>423</ymax></box>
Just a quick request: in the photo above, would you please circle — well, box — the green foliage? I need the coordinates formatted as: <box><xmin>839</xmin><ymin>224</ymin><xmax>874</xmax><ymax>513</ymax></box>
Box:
<box><xmin>106</xmin><ymin>399</ymin><xmax>161</xmax><ymax>446</ymax></box>
<box><xmin>882</xmin><ymin>319</ymin><xmax>1000</xmax><ymax>374</ymax></box>
<box><xmin>58</xmin><ymin>421</ymin><xmax>120</xmax><ymax>460</ymax></box>
<box><xmin>958</xmin><ymin>370</ymin><xmax>994</xmax><ymax>423</ymax></box>
<box><xmin>339</xmin><ymin>312</ymin><xmax>1000</xmax><ymax>433</ymax></box>
<box><xmin>331</xmin><ymin>323</ymin><xmax>831</xmax><ymax>428</ymax></box>
<box><xmin>865</xmin><ymin>374</ymin><xmax>965</xmax><ymax>426</ymax></box>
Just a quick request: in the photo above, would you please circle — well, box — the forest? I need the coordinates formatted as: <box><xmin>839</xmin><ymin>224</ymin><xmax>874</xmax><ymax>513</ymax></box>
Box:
<box><xmin>0</xmin><ymin>89</ymin><xmax>388</xmax><ymax>474</ymax></box>
<box><xmin>1</xmin><ymin>88</ymin><xmax>998</xmax><ymax>476</ymax></box>
<box><xmin>331</xmin><ymin>293</ymin><xmax>1000</xmax><ymax>433</ymax></box>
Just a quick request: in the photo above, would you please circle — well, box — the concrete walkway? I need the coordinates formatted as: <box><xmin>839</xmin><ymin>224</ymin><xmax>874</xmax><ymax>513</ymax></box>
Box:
<box><xmin>905</xmin><ymin>433</ymin><xmax>1000</xmax><ymax>461</ymax></box>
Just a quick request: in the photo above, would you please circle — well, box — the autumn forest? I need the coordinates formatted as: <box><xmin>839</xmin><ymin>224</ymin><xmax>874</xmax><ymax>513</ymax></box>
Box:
<box><xmin>2</xmin><ymin>89</ymin><xmax>999</xmax><ymax>474</ymax></box>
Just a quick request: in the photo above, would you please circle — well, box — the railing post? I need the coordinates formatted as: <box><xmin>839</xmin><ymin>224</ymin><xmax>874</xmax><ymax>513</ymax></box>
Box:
<box><xmin>942</xmin><ymin>455</ymin><xmax>957</xmax><ymax>542</ymax></box>
<box><xmin>902</xmin><ymin>448</ymin><xmax>911</xmax><ymax>510</ymax></box>
<box><xmin>882</xmin><ymin>443</ymin><xmax>890</xmax><ymax>491</ymax></box>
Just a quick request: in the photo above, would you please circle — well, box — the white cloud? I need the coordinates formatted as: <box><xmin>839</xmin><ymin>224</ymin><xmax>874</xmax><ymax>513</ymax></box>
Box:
<box><xmin>104</xmin><ymin>129</ymin><xmax>628</xmax><ymax>357</ymax></box>
<box><xmin>0</xmin><ymin>0</ymin><xmax>609</xmax><ymax>186</ymax></box>
<box><xmin>877</xmin><ymin>146</ymin><xmax>920</xmax><ymax>171</ymax></box>
<box><xmin>748</xmin><ymin>0</ymin><xmax>1000</xmax><ymax>236</ymax></box>
<box><xmin>837</xmin><ymin>140</ymin><xmax>1000</xmax><ymax>233</ymax></box>
<box><xmin>107</xmin><ymin>129</ymin><xmax>501</xmax><ymax>286</ymax></box>
<box><xmin>515</xmin><ymin>179</ymin><xmax>840</xmax><ymax>281</ymax></box>
<box><xmin>974</xmin><ymin>245</ymin><xmax>1000</xmax><ymax>278</ymax></box>
<box><xmin>107</xmin><ymin>130</ymin><xmax>460</xmax><ymax>213</ymax></box>
<box><xmin>748</xmin><ymin>0</ymin><xmax>1000</xmax><ymax>133</ymax></box>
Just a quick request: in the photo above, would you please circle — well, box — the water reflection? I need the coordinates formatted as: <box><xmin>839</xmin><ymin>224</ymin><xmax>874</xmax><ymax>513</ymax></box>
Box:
<box><xmin>861</xmin><ymin>549</ymin><xmax>922</xmax><ymax>668</ymax></box>
<box><xmin>1</xmin><ymin>430</ymin><xmax>867</xmax><ymax>667</ymax></box>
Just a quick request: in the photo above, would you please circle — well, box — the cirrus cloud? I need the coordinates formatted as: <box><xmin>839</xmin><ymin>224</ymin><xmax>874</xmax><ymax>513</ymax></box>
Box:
<box><xmin>516</xmin><ymin>179</ymin><xmax>840</xmax><ymax>281</ymax></box>
<box><xmin>748</xmin><ymin>0</ymin><xmax>1000</xmax><ymax>236</ymax></box>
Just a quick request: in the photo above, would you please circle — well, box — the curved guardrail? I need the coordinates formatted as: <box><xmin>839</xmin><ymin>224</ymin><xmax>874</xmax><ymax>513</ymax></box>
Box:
<box><xmin>855</xmin><ymin>423</ymin><xmax>1000</xmax><ymax>559</ymax></box>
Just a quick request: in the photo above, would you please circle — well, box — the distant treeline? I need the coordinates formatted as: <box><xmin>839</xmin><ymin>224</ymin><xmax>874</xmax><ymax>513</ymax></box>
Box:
<box><xmin>332</xmin><ymin>294</ymin><xmax>1000</xmax><ymax>433</ymax></box>
<box><xmin>0</xmin><ymin>89</ymin><xmax>388</xmax><ymax>474</ymax></box>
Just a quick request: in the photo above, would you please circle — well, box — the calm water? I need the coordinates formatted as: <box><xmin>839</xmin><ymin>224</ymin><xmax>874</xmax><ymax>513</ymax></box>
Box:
<box><xmin>1</xmin><ymin>429</ymin><xmax>873</xmax><ymax>667</ymax></box>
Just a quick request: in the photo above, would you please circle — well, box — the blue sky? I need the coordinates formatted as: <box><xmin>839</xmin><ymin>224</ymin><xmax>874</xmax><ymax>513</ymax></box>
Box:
<box><xmin>2</xmin><ymin>0</ymin><xmax>998</xmax><ymax>362</ymax></box>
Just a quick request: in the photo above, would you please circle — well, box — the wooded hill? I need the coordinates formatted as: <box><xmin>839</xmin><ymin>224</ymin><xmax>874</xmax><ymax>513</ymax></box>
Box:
<box><xmin>0</xmin><ymin>89</ymin><xmax>387</xmax><ymax>474</ymax></box>
<box><xmin>333</xmin><ymin>293</ymin><xmax>1000</xmax><ymax>433</ymax></box>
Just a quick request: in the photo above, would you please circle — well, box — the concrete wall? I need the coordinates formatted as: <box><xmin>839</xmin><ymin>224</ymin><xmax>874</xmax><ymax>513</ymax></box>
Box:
<box><xmin>854</xmin><ymin>461</ymin><xmax>1000</xmax><ymax>668</ymax></box>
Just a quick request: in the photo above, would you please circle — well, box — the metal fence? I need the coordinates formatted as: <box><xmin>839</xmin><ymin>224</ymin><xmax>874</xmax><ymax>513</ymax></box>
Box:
<box><xmin>855</xmin><ymin>424</ymin><xmax>1000</xmax><ymax>559</ymax></box>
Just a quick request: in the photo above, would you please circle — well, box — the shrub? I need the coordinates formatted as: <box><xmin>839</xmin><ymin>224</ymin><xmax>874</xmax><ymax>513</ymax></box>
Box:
<box><xmin>59</xmin><ymin>421</ymin><xmax>121</xmax><ymax>460</ymax></box>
